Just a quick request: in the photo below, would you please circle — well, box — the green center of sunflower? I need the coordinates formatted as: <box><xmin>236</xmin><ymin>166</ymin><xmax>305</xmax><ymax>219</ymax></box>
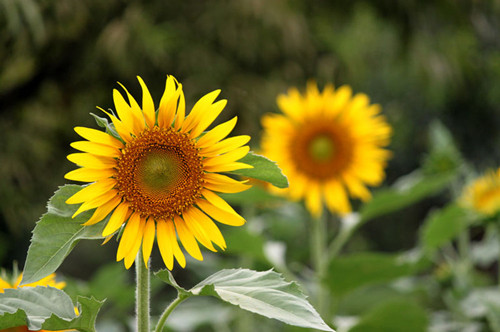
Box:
<box><xmin>138</xmin><ymin>151</ymin><xmax>181</xmax><ymax>194</ymax></box>
<box><xmin>115</xmin><ymin>127</ymin><xmax>204</xmax><ymax>219</ymax></box>
<box><xmin>309</xmin><ymin>135</ymin><xmax>335</xmax><ymax>162</ymax></box>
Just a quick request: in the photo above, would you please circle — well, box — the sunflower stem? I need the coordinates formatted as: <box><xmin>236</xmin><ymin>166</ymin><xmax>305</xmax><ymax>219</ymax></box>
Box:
<box><xmin>311</xmin><ymin>211</ymin><xmax>329</xmax><ymax>319</ymax></box>
<box><xmin>154</xmin><ymin>295</ymin><xmax>187</xmax><ymax>332</ymax></box>
<box><xmin>136</xmin><ymin>253</ymin><xmax>150</xmax><ymax>332</ymax></box>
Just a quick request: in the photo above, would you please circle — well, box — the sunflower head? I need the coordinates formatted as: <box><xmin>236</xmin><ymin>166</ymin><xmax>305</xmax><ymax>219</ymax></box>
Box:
<box><xmin>65</xmin><ymin>76</ymin><xmax>252</xmax><ymax>270</ymax></box>
<box><xmin>460</xmin><ymin>168</ymin><xmax>500</xmax><ymax>216</ymax></box>
<box><xmin>261</xmin><ymin>82</ymin><xmax>392</xmax><ymax>217</ymax></box>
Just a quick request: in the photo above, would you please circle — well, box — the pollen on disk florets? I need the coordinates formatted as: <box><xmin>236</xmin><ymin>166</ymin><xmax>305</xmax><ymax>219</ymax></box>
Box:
<box><xmin>115</xmin><ymin>126</ymin><xmax>204</xmax><ymax>219</ymax></box>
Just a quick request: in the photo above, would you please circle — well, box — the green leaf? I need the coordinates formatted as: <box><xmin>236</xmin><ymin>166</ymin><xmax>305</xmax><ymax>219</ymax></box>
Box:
<box><xmin>189</xmin><ymin>268</ymin><xmax>334</xmax><ymax>331</ymax></box>
<box><xmin>360</xmin><ymin>170</ymin><xmax>457</xmax><ymax>223</ymax></box>
<box><xmin>326</xmin><ymin>252</ymin><xmax>420</xmax><ymax>296</ymax></box>
<box><xmin>232</xmin><ymin>151</ymin><xmax>289</xmax><ymax>189</ymax></box>
<box><xmin>154</xmin><ymin>270</ymin><xmax>189</xmax><ymax>295</ymax></box>
<box><xmin>420</xmin><ymin>204</ymin><xmax>470</xmax><ymax>252</ymax></box>
<box><xmin>90</xmin><ymin>112</ymin><xmax>121</xmax><ymax>141</ymax></box>
<box><xmin>0</xmin><ymin>286</ymin><xmax>104</xmax><ymax>332</ymax></box>
<box><xmin>348</xmin><ymin>299</ymin><xmax>428</xmax><ymax>332</ymax></box>
<box><xmin>22</xmin><ymin>185</ymin><xmax>108</xmax><ymax>285</ymax></box>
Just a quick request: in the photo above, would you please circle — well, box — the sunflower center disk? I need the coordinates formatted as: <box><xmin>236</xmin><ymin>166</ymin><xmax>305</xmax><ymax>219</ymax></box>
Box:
<box><xmin>292</xmin><ymin>120</ymin><xmax>353</xmax><ymax>180</ymax></box>
<box><xmin>115</xmin><ymin>127</ymin><xmax>204</xmax><ymax>219</ymax></box>
<box><xmin>309</xmin><ymin>135</ymin><xmax>335</xmax><ymax>162</ymax></box>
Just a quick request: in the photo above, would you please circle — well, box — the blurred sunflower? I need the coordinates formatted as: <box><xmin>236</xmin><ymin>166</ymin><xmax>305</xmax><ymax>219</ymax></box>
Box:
<box><xmin>0</xmin><ymin>273</ymin><xmax>68</xmax><ymax>332</ymax></box>
<box><xmin>65</xmin><ymin>76</ymin><xmax>251</xmax><ymax>269</ymax></box>
<box><xmin>261</xmin><ymin>82</ymin><xmax>392</xmax><ymax>217</ymax></box>
<box><xmin>461</xmin><ymin>168</ymin><xmax>500</xmax><ymax>216</ymax></box>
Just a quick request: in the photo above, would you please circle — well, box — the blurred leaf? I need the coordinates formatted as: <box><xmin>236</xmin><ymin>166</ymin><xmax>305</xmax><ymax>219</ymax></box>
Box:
<box><xmin>223</xmin><ymin>227</ymin><xmax>267</xmax><ymax>262</ymax></box>
<box><xmin>422</xmin><ymin>120</ymin><xmax>463</xmax><ymax>175</ymax></box>
<box><xmin>0</xmin><ymin>286</ymin><xmax>103</xmax><ymax>332</ymax></box>
<box><xmin>326</xmin><ymin>252</ymin><xmax>420</xmax><ymax>296</ymax></box>
<box><xmin>460</xmin><ymin>287</ymin><xmax>500</xmax><ymax>319</ymax></box>
<box><xmin>420</xmin><ymin>204</ymin><xmax>470</xmax><ymax>252</ymax></box>
<box><xmin>190</xmin><ymin>268</ymin><xmax>333</xmax><ymax>331</ymax></box>
<box><xmin>154</xmin><ymin>270</ymin><xmax>189</xmax><ymax>295</ymax></box>
<box><xmin>360</xmin><ymin>170</ymin><xmax>457</xmax><ymax>223</ymax></box>
<box><xmin>232</xmin><ymin>152</ymin><xmax>289</xmax><ymax>189</ymax></box>
<box><xmin>348</xmin><ymin>299</ymin><xmax>428</xmax><ymax>332</ymax></box>
<box><xmin>165</xmin><ymin>297</ymin><xmax>233</xmax><ymax>332</ymax></box>
<box><xmin>22</xmin><ymin>185</ymin><xmax>107</xmax><ymax>285</ymax></box>
<box><xmin>88</xmin><ymin>263</ymin><xmax>135</xmax><ymax>311</ymax></box>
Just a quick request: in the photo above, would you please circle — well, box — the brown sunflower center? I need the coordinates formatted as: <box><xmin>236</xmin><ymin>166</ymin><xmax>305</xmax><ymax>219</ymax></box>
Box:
<box><xmin>291</xmin><ymin>119</ymin><xmax>353</xmax><ymax>180</ymax></box>
<box><xmin>115</xmin><ymin>127</ymin><xmax>204</xmax><ymax>219</ymax></box>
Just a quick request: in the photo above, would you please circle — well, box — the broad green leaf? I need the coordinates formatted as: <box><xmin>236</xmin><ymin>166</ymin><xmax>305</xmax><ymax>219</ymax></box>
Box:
<box><xmin>326</xmin><ymin>252</ymin><xmax>420</xmax><ymax>296</ymax></box>
<box><xmin>232</xmin><ymin>151</ymin><xmax>289</xmax><ymax>189</ymax></box>
<box><xmin>190</xmin><ymin>268</ymin><xmax>334</xmax><ymax>331</ymax></box>
<box><xmin>22</xmin><ymin>185</ymin><xmax>108</xmax><ymax>285</ymax></box>
<box><xmin>360</xmin><ymin>170</ymin><xmax>457</xmax><ymax>223</ymax></box>
<box><xmin>420</xmin><ymin>204</ymin><xmax>470</xmax><ymax>251</ymax></box>
<box><xmin>348</xmin><ymin>299</ymin><xmax>428</xmax><ymax>332</ymax></box>
<box><xmin>0</xmin><ymin>286</ymin><xmax>104</xmax><ymax>332</ymax></box>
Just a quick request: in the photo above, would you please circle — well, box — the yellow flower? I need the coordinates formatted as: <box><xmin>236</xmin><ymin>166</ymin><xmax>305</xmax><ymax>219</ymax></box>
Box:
<box><xmin>261</xmin><ymin>82</ymin><xmax>392</xmax><ymax>217</ymax></box>
<box><xmin>65</xmin><ymin>76</ymin><xmax>252</xmax><ymax>269</ymax></box>
<box><xmin>461</xmin><ymin>168</ymin><xmax>500</xmax><ymax>216</ymax></box>
<box><xmin>0</xmin><ymin>273</ymin><xmax>68</xmax><ymax>332</ymax></box>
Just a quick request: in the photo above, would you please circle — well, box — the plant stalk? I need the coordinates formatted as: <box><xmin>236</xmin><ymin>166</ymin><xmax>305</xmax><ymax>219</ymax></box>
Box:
<box><xmin>311</xmin><ymin>212</ymin><xmax>328</xmax><ymax>318</ymax></box>
<box><xmin>154</xmin><ymin>295</ymin><xmax>187</xmax><ymax>332</ymax></box>
<box><xmin>136</xmin><ymin>253</ymin><xmax>150</xmax><ymax>332</ymax></box>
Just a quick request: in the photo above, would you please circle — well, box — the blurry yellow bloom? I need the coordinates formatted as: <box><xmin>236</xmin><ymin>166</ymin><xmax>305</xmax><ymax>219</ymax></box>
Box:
<box><xmin>0</xmin><ymin>273</ymin><xmax>68</xmax><ymax>332</ymax></box>
<box><xmin>261</xmin><ymin>82</ymin><xmax>392</xmax><ymax>217</ymax></box>
<box><xmin>65</xmin><ymin>76</ymin><xmax>251</xmax><ymax>269</ymax></box>
<box><xmin>461</xmin><ymin>168</ymin><xmax>500</xmax><ymax>216</ymax></box>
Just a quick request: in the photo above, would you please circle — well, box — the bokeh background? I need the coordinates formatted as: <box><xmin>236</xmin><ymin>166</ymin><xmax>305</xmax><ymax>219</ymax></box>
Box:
<box><xmin>1</xmin><ymin>0</ymin><xmax>500</xmax><ymax>330</ymax></box>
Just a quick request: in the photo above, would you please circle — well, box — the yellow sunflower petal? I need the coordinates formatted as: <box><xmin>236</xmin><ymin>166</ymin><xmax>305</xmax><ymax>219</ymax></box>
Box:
<box><xmin>182</xmin><ymin>89</ymin><xmax>221</xmax><ymax>133</ymax></box>
<box><xmin>158</xmin><ymin>76</ymin><xmax>180</xmax><ymax>128</ymax></box>
<box><xmin>189</xmin><ymin>99</ymin><xmax>227</xmax><ymax>138</ymax></box>
<box><xmin>113</xmin><ymin>89</ymin><xmax>138</xmax><ymax>136</ymax></box>
<box><xmin>137</xmin><ymin>76</ymin><xmax>156</xmax><ymax>128</ymax></box>
<box><xmin>201</xmin><ymin>189</ymin><xmax>239</xmax><ymax>214</ymax></box>
<box><xmin>204</xmin><ymin>173</ymin><xmax>251</xmax><ymax>193</ymax></box>
<box><xmin>70</xmin><ymin>141</ymin><xmax>122</xmax><ymax>158</ymax></box>
<box><xmin>117</xmin><ymin>82</ymin><xmax>147</xmax><ymax>134</ymax></box>
<box><xmin>174</xmin><ymin>88</ymin><xmax>186</xmax><ymax>131</ymax></box>
<box><xmin>186</xmin><ymin>207</ymin><xmax>226</xmax><ymax>250</ymax></box>
<box><xmin>165</xmin><ymin>220</ymin><xmax>186</xmax><ymax>268</ymax></box>
<box><xmin>66</xmin><ymin>178</ymin><xmax>116</xmax><ymax>204</ymax></box>
<box><xmin>343</xmin><ymin>173</ymin><xmax>372</xmax><ymax>201</ymax></box>
<box><xmin>204</xmin><ymin>161</ymin><xmax>253</xmax><ymax>173</ymax></box>
<box><xmin>65</xmin><ymin>167</ymin><xmax>115</xmax><ymax>182</ymax></box>
<box><xmin>117</xmin><ymin>213</ymin><xmax>142</xmax><ymax>261</ymax></box>
<box><xmin>197</xmin><ymin>199</ymin><xmax>245</xmax><ymax>226</ymax></box>
<box><xmin>305</xmin><ymin>182</ymin><xmax>322</xmax><ymax>218</ymax></box>
<box><xmin>102</xmin><ymin>203</ymin><xmax>131</xmax><ymax>237</ymax></box>
<box><xmin>72</xmin><ymin>189</ymin><xmax>118</xmax><ymax>218</ymax></box>
<box><xmin>141</xmin><ymin>218</ymin><xmax>156</xmax><ymax>268</ymax></box>
<box><xmin>123</xmin><ymin>218</ymin><xmax>146</xmax><ymax>269</ymax></box>
<box><xmin>324</xmin><ymin>181</ymin><xmax>351</xmax><ymax>215</ymax></box>
<box><xmin>197</xmin><ymin>116</ymin><xmax>238</xmax><ymax>148</ymax></box>
<box><xmin>200</xmin><ymin>135</ymin><xmax>251</xmax><ymax>157</ymax></box>
<box><xmin>98</xmin><ymin>107</ymin><xmax>133</xmax><ymax>143</ymax></box>
<box><xmin>173</xmin><ymin>215</ymin><xmax>203</xmax><ymax>261</ymax></box>
<box><xmin>157</xmin><ymin>220</ymin><xmax>175</xmax><ymax>270</ymax></box>
<box><xmin>67</xmin><ymin>153</ymin><xmax>116</xmax><ymax>169</ymax></box>
<box><xmin>74</xmin><ymin>127</ymin><xmax>124</xmax><ymax>149</ymax></box>
<box><xmin>83</xmin><ymin>195</ymin><xmax>121</xmax><ymax>226</ymax></box>
<box><xmin>182</xmin><ymin>208</ymin><xmax>217</xmax><ymax>252</ymax></box>
<box><xmin>202</xmin><ymin>146</ymin><xmax>250</xmax><ymax>168</ymax></box>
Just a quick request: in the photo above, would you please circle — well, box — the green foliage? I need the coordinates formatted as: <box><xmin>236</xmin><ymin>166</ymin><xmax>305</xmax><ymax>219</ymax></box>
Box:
<box><xmin>157</xmin><ymin>268</ymin><xmax>334</xmax><ymax>331</ymax></box>
<box><xmin>348</xmin><ymin>299</ymin><xmax>428</xmax><ymax>332</ymax></box>
<box><xmin>326</xmin><ymin>252</ymin><xmax>421</xmax><ymax>297</ymax></box>
<box><xmin>420</xmin><ymin>204</ymin><xmax>471</xmax><ymax>252</ymax></box>
<box><xmin>360</xmin><ymin>170</ymin><xmax>457</xmax><ymax>223</ymax></box>
<box><xmin>0</xmin><ymin>286</ymin><xmax>103</xmax><ymax>332</ymax></box>
<box><xmin>22</xmin><ymin>185</ymin><xmax>107</xmax><ymax>285</ymax></box>
<box><xmin>233</xmin><ymin>152</ymin><xmax>289</xmax><ymax>189</ymax></box>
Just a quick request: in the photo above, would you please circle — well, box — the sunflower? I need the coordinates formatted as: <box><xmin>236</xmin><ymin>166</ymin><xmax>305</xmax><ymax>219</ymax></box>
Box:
<box><xmin>261</xmin><ymin>82</ymin><xmax>392</xmax><ymax>217</ymax></box>
<box><xmin>65</xmin><ymin>76</ymin><xmax>251</xmax><ymax>269</ymax></box>
<box><xmin>461</xmin><ymin>168</ymin><xmax>500</xmax><ymax>216</ymax></box>
<box><xmin>0</xmin><ymin>273</ymin><xmax>68</xmax><ymax>332</ymax></box>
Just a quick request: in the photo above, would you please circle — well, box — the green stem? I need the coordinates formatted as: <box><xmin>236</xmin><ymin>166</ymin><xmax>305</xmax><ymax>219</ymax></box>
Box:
<box><xmin>136</xmin><ymin>253</ymin><xmax>150</xmax><ymax>332</ymax></box>
<box><xmin>456</xmin><ymin>229</ymin><xmax>471</xmax><ymax>291</ymax></box>
<box><xmin>154</xmin><ymin>295</ymin><xmax>187</xmax><ymax>332</ymax></box>
<box><xmin>311</xmin><ymin>212</ymin><xmax>328</xmax><ymax>318</ymax></box>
